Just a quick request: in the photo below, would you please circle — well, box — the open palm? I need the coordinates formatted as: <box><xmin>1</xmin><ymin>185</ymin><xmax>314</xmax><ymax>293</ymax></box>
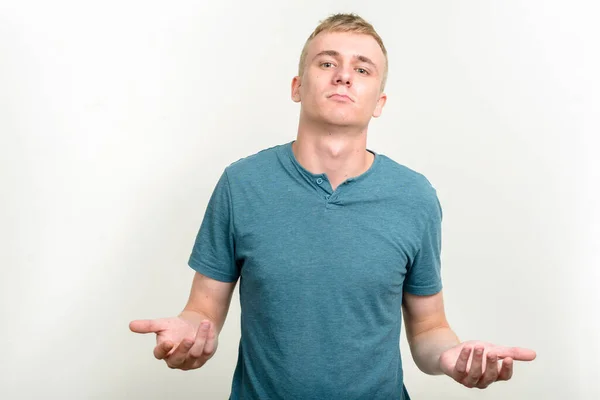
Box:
<box><xmin>129</xmin><ymin>314</ymin><xmax>218</xmax><ymax>370</ymax></box>
<box><xmin>439</xmin><ymin>340</ymin><xmax>536</xmax><ymax>389</ymax></box>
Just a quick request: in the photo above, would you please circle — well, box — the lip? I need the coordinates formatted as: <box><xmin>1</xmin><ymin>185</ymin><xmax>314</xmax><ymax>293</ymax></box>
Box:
<box><xmin>328</xmin><ymin>94</ymin><xmax>354</xmax><ymax>102</ymax></box>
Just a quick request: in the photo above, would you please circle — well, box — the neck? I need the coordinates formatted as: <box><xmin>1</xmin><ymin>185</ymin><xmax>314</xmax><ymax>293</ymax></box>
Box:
<box><xmin>293</xmin><ymin>119</ymin><xmax>374</xmax><ymax>190</ymax></box>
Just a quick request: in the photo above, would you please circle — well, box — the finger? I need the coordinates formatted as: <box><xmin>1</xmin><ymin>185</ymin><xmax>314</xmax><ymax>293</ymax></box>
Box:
<box><xmin>153</xmin><ymin>340</ymin><xmax>174</xmax><ymax>360</ymax></box>
<box><xmin>453</xmin><ymin>346</ymin><xmax>472</xmax><ymax>381</ymax></box>
<box><xmin>464</xmin><ymin>346</ymin><xmax>485</xmax><ymax>387</ymax></box>
<box><xmin>129</xmin><ymin>319</ymin><xmax>165</xmax><ymax>334</ymax></box>
<box><xmin>203</xmin><ymin>322</ymin><xmax>218</xmax><ymax>355</ymax></box>
<box><xmin>166</xmin><ymin>339</ymin><xmax>194</xmax><ymax>368</ymax></box>
<box><xmin>495</xmin><ymin>346</ymin><xmax>537</xmax><ymax>361</ymax></box>
<box><xmin>189</xmin><ymin>321</ymin><xmax>211</xmax><ymax>359</ymax></box>
<box><xmin>478</xmin><ymin>352</ymin><xmax>499</xmax><ymax>388</ymax></box>
<box><xmin>498</xmin><ymin>357</ymin><xmax>514</xmax><ymax>381</ymax></box>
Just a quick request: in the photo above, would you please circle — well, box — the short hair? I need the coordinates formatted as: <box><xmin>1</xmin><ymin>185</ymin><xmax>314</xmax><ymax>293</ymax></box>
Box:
<box><xmin>298</xmin><ymin>13</ymin><xmax>388</xmax><ymax>91</ymax></box>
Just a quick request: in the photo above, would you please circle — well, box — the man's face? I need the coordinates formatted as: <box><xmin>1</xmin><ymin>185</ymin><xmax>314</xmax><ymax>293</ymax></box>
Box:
<box><xmin>292</xmin><ymin>31</ymin><xmax>387</xmax><ymax>129</ymax></box>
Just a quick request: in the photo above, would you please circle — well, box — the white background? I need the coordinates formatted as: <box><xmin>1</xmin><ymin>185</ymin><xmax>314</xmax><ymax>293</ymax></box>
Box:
<box><xmin>1</xmin><ymin>0</ymin><xmax>598</xmax><ymax>399</ymax></box>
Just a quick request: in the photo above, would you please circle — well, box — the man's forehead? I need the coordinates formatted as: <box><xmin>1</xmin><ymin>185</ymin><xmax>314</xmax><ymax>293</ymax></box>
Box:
<box><xmin>308</xmin><ymin>32</ymin><xmax>383</xmax><ymax>61</ymax></box>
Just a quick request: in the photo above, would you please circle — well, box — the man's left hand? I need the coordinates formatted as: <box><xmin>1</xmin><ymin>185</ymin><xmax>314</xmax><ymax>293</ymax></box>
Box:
<box><xmin>439</xmin><ymin>340</ymin><xmax>536</xmax><ymax>389</ymax></box>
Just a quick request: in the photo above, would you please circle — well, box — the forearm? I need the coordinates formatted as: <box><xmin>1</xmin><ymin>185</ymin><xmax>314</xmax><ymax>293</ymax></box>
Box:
<box><xmin>408</xmin><ymin>327</ymin><xmax>461</xmax><ymax>375</ymax></box>
<box><xmin>180</xmin><ymin>272</ymin><xmax>236</xmax><ymax>335</ymax></box>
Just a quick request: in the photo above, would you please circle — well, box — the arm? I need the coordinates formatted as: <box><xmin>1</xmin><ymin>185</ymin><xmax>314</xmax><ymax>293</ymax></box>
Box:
<box><xmin>131</xmin><ymin>169</ymin><xmax>239</xmax><ymax>370</ymax></box>
<box><xmin>402</xmin><ymin>290</ymin><xmax>460</xmax><ymax>375</ymax></box>
<box><xmin>402</xmin><ymin>289</ymin><xmax>537</xmax><ymax>389</ymax></box>
<box><xmin>401</xmin><ymin>191</ymin><xmax>536</xmax><ymax>386</ymax></box>
<box><xmin>180</xmin><ymin>271</ymin><xmax>237</xmax><ymax>335</ymax></box>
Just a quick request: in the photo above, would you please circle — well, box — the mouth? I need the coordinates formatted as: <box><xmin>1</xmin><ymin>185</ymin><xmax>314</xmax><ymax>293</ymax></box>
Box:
<box><xmin>328</xmin><ymin>94</ymin><xmax>354</xmax><ymax>102</ymax></box>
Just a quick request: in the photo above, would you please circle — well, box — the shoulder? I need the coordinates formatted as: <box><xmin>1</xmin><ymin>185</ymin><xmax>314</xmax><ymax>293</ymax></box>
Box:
<box><xmin>377</xmin><ymin>154</ymin><xmax>438</xmax><ymax>197</ymax></box>
<box><xmin>376</xmin><ymin>153</ymin><xmax>442</xmax><ymax>220</ymax></box>
<box><xmin>222</xmin><ymin>142</ymin><xmax>285</xmax><ymax>182</ymax></box>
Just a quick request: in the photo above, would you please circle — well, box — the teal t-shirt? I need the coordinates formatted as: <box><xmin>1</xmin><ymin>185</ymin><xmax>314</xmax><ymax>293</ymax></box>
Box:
<box><xmin>188</xmin><ymin>141</ymin><xmax>443</xmax><ymax>399</ymax></box>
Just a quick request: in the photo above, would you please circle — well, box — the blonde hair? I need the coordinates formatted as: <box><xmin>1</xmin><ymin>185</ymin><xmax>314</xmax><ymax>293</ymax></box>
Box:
<box><xmin>298</xmin><ymin>13</ymin><xmax>388</xmax><ymax>91</ymax></box>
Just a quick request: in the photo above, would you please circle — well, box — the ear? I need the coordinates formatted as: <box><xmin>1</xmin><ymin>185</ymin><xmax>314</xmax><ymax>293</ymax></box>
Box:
<box><xmin>372</xmin><ymin>92</ymin><xmax>387</xmax><ymax>118</ymax></box>
<box><xmin>291</xmin><ymin>76</ymin><xmax>302</xmax><ymax>103</ymax></box>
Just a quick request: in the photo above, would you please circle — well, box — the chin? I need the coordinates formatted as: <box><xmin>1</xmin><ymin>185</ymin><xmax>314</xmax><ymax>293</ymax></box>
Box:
<box><xmin>304</xmin><ymin>107</ymin><xmax>363</xmax><ymax>128</ymax></box>
<box><xmin>321</xmin><ymin>113</ymin><xmax>362</xmax><ymax>127</ymax></box>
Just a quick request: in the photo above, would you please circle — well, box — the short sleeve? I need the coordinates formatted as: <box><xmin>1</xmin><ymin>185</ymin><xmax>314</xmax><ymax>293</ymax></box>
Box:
<box><xmin>188</xmin><ymin>169</ymin><xmax>239</xmax><ymax>282</ymax></box>
<box><xmin>403</xmin><ymin>194</ymin><xmax>443</xmax><ymax>295</ymax></box>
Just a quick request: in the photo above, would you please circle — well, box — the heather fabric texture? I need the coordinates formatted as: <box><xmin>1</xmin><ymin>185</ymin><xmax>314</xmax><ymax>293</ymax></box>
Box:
<box><xmin>188</xmin><ymin>141</ymin><xmax>443</xmax><ymax>400</ymax></box>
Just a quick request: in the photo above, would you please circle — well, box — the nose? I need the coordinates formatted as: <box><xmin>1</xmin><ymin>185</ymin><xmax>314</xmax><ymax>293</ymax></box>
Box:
<box><xmin>333</xmin><ymin>66</ymin><xmax>352</xmax><ymax>86</ymax></box>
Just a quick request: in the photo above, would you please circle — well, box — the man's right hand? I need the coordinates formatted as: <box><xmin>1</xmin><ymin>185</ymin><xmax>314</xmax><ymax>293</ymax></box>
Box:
<box><xmin>129</xmin><ymin>311</ymin><xmax>219</xmax><ymax>370</ymax></box>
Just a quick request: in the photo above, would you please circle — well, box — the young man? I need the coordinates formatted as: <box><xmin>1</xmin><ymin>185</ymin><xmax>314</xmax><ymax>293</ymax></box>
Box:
<box><xmin>130</xmin><ymin>13</ymin><xmax>536</xmax><ymax>399</ymax></box>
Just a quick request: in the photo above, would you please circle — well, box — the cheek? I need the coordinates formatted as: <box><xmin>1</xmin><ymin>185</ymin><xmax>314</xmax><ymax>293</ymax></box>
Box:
<box><xmin>304</xmin><ymin>80</ymin><xmax>328</xmax><ymax>104</ymax></box>
<box><xmin>366</xmin><ymin>89</ymin><xmax>382</xmax><ymax>109</ymax></box>
<box><xmin>301</xmin><ymin>76</ymin><xmax>319</xmax><ymax>95</ymax></box>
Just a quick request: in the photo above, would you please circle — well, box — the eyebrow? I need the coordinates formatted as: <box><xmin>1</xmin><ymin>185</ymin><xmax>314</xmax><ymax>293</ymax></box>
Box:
<box><xmin>312</xmin><ymin>50</ymin><xmax>379</xmax><ymax>72</ymax></box>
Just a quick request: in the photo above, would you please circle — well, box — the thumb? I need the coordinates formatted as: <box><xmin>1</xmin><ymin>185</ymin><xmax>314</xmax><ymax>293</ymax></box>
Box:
<box><xmin>129</xmin><ymin>319</ymin><xmax>165</xmax><ymax>334</ymax></box>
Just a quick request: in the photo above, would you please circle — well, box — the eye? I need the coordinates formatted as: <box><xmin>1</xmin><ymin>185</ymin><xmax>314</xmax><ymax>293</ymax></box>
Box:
<box><xmin>356</xmin><ymin>67</ymin><xmax>369</xmax><ymax>75</ymax></box>
<box><xmin>321</xmin><ymin>62</ymin><xmax>334</xmax><ymax>68</ymax></box>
